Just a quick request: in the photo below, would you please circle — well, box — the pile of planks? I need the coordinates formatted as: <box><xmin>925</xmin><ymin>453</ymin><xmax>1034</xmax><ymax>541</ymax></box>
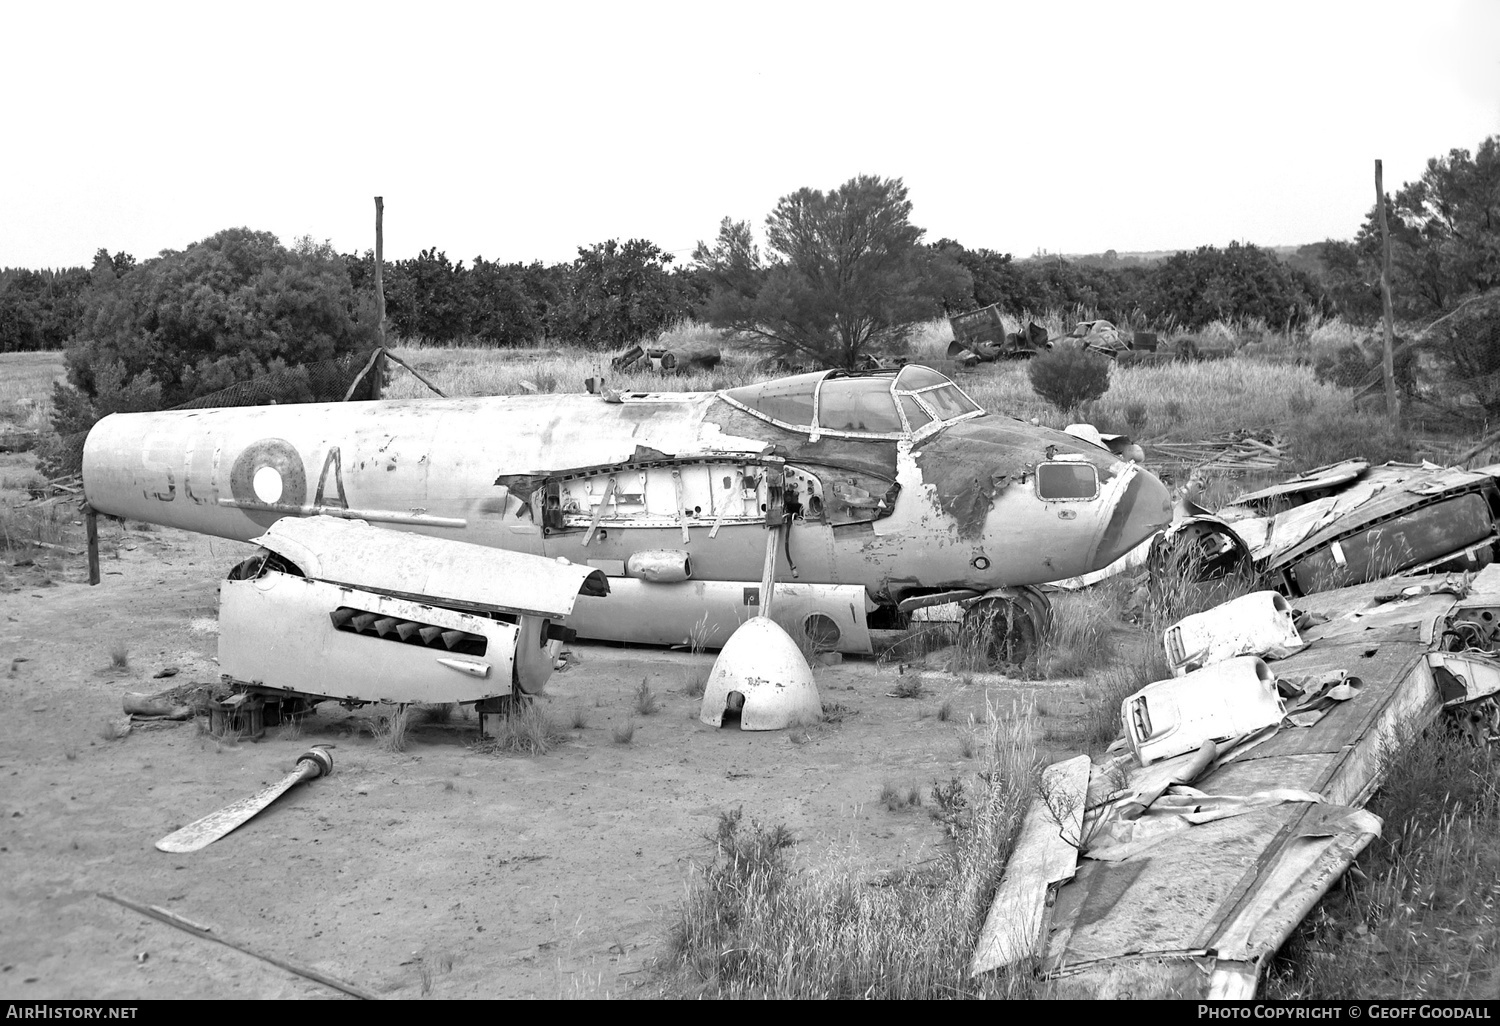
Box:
<box><xmin>1146</xmin><ymin>428</ymin><xmax>1288</xmax><ymax>475</ymax></box>
<box><xmin>25</xmin><ymin>474</ymin><xmax>81</xmax><ymax>502</ymax></box>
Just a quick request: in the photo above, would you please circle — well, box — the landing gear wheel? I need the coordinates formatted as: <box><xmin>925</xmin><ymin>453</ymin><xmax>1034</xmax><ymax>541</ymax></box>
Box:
<box><xmin>961</xmin><ymin>587</ymin><xmax>1053</xmax><ymax>669</ymax></box>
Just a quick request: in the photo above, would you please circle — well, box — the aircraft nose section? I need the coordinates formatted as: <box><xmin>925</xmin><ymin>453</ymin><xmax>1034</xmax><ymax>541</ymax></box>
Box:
<box><xmin>1094</xmin><ymin>466</ymin><xmax>1173</xmax><ymax>568</ymax></box>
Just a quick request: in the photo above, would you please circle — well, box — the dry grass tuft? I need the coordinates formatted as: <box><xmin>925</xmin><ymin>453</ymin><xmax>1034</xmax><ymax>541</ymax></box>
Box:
<box><xmin>683</xmin><ymin>665</ymin><xmax>711</xmax><ymax>699</ymax></box>
<box><xmin>662</xmin><ymin>698</ymin><xmax>1040</xmax><ymax>998</ymax></box>
<box><xmin>889</xmin><ymin>677</ymin><xmax>927</xmax><ymax>700</ymax></box>
<box><xmin>879</xmin><ymin>781</ymin><xmax>924</xmax><ymax>812</ymax></box>
<box><xmin>612</xmin><ymin>719</ymin><xmax>636</xmax><ymax>745</ymax></box>
<box><xmin>380</xmin><ymin>704</ymin><xmax>411</xmax><ymax>752</ymax></box>
<box><xmin>471</xmin><ymin>698</ymin><xmax>566</xmax><ymax>756</ymax></box>
<box><xmin>633</xmin><ymin>676</ymin><xmax>661</xmax><ymax>716</ymax></box>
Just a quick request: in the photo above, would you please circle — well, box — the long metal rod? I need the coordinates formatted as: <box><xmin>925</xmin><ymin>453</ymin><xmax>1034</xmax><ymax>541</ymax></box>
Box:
<box><xmin>97</xmin><ymin>891</ymin><xmax>379</xmax><ymax>1000</ymax></box>
<box><xmin>760</xmin><ymin>522</ymin><xmax>780</xmax><ymax>618</ymax></box>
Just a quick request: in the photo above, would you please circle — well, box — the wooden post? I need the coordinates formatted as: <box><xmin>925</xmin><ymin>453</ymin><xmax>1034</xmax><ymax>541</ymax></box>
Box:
<box><xmin>374</xmin><ymin>197</ymin><xmax>386</xmax><ymax>349</ymax></box>
<box><xmin>85</xmin><ymin>504</ymin><xmax>99</xmax><ymax>586</ymax></box>
<box><xmin>1375</xmin><ymin>160</ymin><xmax>1400</xmax><ymax>424</ymax></box>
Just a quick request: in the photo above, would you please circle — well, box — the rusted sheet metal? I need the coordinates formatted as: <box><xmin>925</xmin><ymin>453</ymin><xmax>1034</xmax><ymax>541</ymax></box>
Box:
<box><xmin>1145</xmin><ymin>461</ymin><xmax>1500</xmax><ymax>600</ymax></box>
<box><xmin>1224</xmin><ymin>462</ymin><xmax>1500</xmax><ymax>586</ymax></box>
<box><xmin>1230</xmin><ymin>459</ymin><xmax>1370</xmax><ymax>512</ymax></box>
<box><xmin>1007</xmin><ymin>566</ymin><xmax>1500</xmax><ymax>998</ymax></box>
<box><xmin>254</xmin><ymin>515</ymin><xmax>607</xmax><ymax>618</ymax></box>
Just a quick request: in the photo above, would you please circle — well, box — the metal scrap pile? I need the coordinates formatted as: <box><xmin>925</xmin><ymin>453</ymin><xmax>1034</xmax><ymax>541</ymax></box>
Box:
<box><xmin>973</xmin><ymin>566</ymin><xmax>1500</xmax><ymax>998</ymax></box>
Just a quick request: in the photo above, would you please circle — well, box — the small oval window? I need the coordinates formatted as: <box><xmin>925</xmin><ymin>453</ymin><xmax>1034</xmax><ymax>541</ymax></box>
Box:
<box><xmin>1037</xmin><ymin>462</ymin><xmax>1098</xmax><ymax>499</ymax></box>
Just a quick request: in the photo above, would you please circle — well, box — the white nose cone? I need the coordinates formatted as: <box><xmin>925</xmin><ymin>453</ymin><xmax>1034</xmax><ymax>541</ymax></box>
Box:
<box><xmin>700</xmin><ymin>616</ymin><xmax>823</xmax><ymax>730</ymax></box>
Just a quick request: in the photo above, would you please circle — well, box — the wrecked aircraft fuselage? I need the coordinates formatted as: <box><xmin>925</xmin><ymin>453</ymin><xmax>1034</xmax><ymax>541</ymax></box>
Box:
<box><xmin>82</xmin><ymin>366</ymin><xmax>1173</xmax><ymax>656</ymax></box>
<box><xmin>1149</xmin><ymin>460</ymin><xmax>1500</xmax><ymax>606</ymax></box>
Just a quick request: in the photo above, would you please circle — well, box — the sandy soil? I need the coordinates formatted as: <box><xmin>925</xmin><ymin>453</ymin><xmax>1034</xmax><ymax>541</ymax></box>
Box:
<box><xmin>0</xmin><ymin>522</ymin><xmax>1081</xmax><ymax>999</ymax></box>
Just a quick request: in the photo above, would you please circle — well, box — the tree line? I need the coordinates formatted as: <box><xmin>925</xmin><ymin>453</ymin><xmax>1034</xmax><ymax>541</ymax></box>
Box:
<box><xmin>8</xmin><ymin>132</ymin><xmax>1495</xmax><ymax>423</ymax></box>
<box><xmin>1</xmin><ymin>229</ymin><xmax>1339</xmax><ymax>358</ymax></box>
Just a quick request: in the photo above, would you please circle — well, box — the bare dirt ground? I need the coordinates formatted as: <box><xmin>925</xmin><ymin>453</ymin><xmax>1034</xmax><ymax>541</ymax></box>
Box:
<box><xmin>0</xmin><ymin>520</ymin><xmax>1083</xmax><ymax>999</ymax></box>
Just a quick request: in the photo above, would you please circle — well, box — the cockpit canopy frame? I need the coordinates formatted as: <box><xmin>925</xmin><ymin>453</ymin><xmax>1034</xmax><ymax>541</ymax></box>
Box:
<box><xmin>718</xmin><ymin>366</ymin><xmax>985</xmax><ymax>442</ymax></box>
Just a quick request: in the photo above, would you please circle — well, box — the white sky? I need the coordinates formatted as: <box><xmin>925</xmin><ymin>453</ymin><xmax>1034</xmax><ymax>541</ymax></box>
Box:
<box><xmin>2</xmin><ymin>0</ymin><xmax>1497</xmax><ymax>270</ymax></box>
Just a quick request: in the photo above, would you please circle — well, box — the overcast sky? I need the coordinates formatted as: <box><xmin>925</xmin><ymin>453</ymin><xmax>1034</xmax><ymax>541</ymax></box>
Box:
<box><xmin>3</xmin><ymin>0</ymin><xmax>1497</xmax><ymax>270</ymax></box>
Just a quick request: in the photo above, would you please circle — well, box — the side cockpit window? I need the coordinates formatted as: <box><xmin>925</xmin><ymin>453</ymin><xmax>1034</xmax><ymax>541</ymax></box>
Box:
<box><xmin>817</xmin><ymin>378</ymin><xmax>904</xmax><ymax>433</ymax></box>
<box><xmin>723</xmin><ymin>372</ymin><xmax>823</xmax><ymax>429</ymax></box>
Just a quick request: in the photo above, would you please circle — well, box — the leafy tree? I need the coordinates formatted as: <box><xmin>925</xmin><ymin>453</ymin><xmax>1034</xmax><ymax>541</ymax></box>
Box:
<box><xmin>1143</xmin><ymin>242</ymin><xmax>1328</xmax><ymax>330</ymax></box>
<box><xmin>694</xmin><ymin>218</ymin><xmax>766</xmax><ymax>301</ymax></box>
<box><xmin>1324</xmin><ymin>136</ymin><xmax>1500</xmax><ymax>320</ymax></box>
<box><xmin>932</xmin><ymin>239</ymin><xmax>1023</xmax><ymax>310</ymax></box>
<box><xmin>1306</xmin><ymin>238</ymin><xmax>1382</xmax><ymax>323</ymax></box>
<box><xmin>696</xmin><ymin>176</ymin><xmax>971</xmax><ymax>368</ymax></box>
<box><xmin>468</xmin><ymin>257</ymin><xmax>552</xmax><ymax>346</ymax></box>
<box><xmin>930</xmin><ymin>241</ymin><xmax>1153</xmax><ymax>327</ymax></box>
<box><xmin>559</xmin><ymin>238</ymin><xmax>696</xmax><ymax>349</ymax></box>
<box><xmin>1027</xmin><ymin>343</ymin><xmax>1111</xmax><ymax>415</ymax></box>
<box><xmin>0</xmin><ymin>264</ymin><xmax>92</xmax><ymax>352</ymax></box>
<box><xmin>385</xmin><ymin>248</ymin><xmax>472</xmax><ymax>343</ymax></box>
<box><xmin>63</xmin><ymin>228</ymin><xmax>376</xmax><ymax>412</ymax></box>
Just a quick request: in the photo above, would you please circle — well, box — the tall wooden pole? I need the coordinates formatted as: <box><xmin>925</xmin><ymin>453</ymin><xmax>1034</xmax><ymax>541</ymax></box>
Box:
<box><xmin>1375</xmin><ymin>161</ymin><xmax>1400</xmax><ymax>424</ymax></box>
<box><xmin>85</xmin><ymin>504</ymin><xmax>99</xmax><ymax>586</ymax></box>
<box><xmin>374</xmin><ymin>197</ymin><xmax>387</xmax><ymax>350</ymax></box>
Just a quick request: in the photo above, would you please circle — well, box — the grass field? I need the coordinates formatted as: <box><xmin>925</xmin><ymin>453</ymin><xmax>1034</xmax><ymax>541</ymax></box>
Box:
<box><xmin>0</xmin><ymin>352</ymin><xmax>67</xmax><ymax>549</ymax></box>
<box><xmin>387</xmin><ymin>317</ymin><xmax>1372</xmax><ymax>446</ymax></box>
<box><xmin>0</xmin><ymin>349</ymin><xmax>65</xmax><ymax>437</ymax></box>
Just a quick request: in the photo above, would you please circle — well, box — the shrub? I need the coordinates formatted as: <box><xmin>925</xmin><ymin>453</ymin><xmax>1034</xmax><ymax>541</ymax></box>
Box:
<box><xmin>1027</xmin><ymin>343</ymin><xmax>1111</xmax><ymax>416</ymax></box>
<box><xmin>66</xmin><ymin>230</ymin><xmax>375</xmax><ymax>410</ymax></box>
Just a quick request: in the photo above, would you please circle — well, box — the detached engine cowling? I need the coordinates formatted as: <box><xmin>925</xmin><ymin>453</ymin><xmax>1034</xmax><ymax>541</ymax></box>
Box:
<box><xmin>218</xmin><ymin>515</ymin><xmax>606</xmax><ymax>705</ymax></box>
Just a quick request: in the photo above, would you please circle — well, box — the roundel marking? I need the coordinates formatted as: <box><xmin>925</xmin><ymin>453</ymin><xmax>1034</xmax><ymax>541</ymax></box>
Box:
<box><xmin>229</xmin><ymin>439</ymin><xmax>308</xmax><ymax>509</ymax></box>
